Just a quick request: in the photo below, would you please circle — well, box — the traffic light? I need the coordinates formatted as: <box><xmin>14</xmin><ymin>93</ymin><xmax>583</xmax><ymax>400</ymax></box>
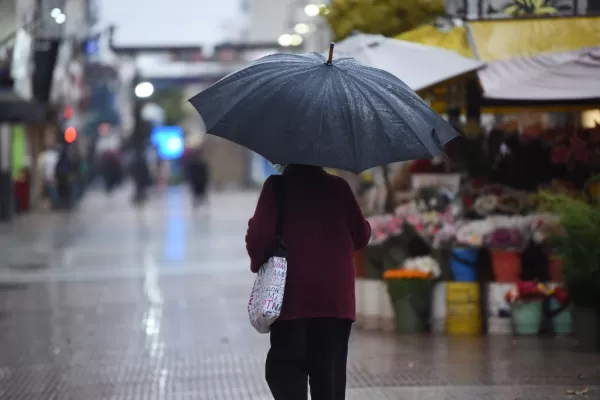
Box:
<box><xmin>64</xmin><ymin>127</ymin><xmax>77</xmax><ymax>143</ymax></box>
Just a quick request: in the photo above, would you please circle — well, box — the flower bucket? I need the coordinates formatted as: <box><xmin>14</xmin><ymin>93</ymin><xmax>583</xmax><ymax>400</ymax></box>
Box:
<box><xmin>511</xmin><ymin>300</ymin><xmax>542</xmax><ymax>335</ymax></box>
<box><xmin>549</xmin><ymin>298</ymin><xmax>572</xmax><ymax>335</ymax></box>
<box><xmin>446</xmin><ymin>283</ymin><xmax>482</xmax><ymax>335</ymax></box>
<box><xmin>387</xmin><ymin>279</ymin><xmax>432</xmax><ymax>334</ymax></box>
<box><xmin>491</xmin><ymin>251</ymin><xmax>521</xmax><ymax>283</ymax></box>
<box><xmin>450</xmin><ymin>248</ymin><xmax>478</xmax><ymax>282</ymax></box>
<box><xmin>392</xmin><ymin>297</ymin><xmax>428</xmax><ymax>334</ymax></box>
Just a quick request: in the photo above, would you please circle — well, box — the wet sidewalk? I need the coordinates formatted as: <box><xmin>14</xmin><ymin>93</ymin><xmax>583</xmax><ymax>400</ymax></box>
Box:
<box><xmin>0</xmin><ymin>187</ymin><xmax>598</xmax><ymax>399</ymax></box>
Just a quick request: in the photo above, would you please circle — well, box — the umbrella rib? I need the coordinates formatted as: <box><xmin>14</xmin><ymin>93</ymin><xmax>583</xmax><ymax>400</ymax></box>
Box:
<box><xmin>198</xmin><ymin>66</ymin><xmax>320</xmax><ymax>134</ymax></box>
<box><xmin>347</xmin><ymin>73</ymin><xmax>432</xmax><ymax>162</ymax></box>
<box><xmin>331</xmin><ymin>69</ymin><xmax>361</xmax><ymax>170</ymax></box>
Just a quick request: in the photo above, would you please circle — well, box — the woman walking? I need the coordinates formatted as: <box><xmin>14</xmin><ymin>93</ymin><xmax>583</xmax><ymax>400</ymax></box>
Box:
<box><xmin>245</xmin><ymin>164</ymin><xmax>371</xmax><ymax>400</ymax></box>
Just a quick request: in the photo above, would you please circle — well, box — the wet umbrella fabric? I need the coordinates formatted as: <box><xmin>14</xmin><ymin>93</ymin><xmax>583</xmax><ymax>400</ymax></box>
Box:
<box><xmin>189</xmin><ymin>51</ymin><xmax>458</xmax><ymax>173</ymax></box>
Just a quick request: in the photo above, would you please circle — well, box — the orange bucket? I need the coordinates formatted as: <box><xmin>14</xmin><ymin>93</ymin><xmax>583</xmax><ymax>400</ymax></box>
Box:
<box><xmin>491</xmin><ymin>250</ymin><xmax>521</xmax><ymax>282</ymax></box>
<box><xmin>549</xmin><ymin>256</ymin><xmax>563</xmax><ymax>282</ymax></box>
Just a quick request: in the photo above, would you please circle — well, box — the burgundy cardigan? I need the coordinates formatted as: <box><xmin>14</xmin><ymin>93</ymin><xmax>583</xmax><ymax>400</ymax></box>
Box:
<box><xmin>245</xmin><ymin>166</ymin><xmax>371</xmax><ymax>321</ymax></box>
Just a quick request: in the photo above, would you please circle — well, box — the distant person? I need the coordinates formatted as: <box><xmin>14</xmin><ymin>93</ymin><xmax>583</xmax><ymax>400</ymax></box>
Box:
<box><xmin>36</xmin><ymin>144</ymin><xmax>59</xmax><ymax>208</ymax></box>
<box><xmin>131</xmin><ymin>150</ymin><xmax>152</xmax><ymax>205</ymax></box>
<box><xmin>54</xmin><ymin>146</ymin><xmax>72</xmax><ymax>209</ymax></box>
<box><xmin>184</xmin><ymin>147</ymin><xmax>209</xmax><ymax>206</ymax></box>
<box><xmin>100</xmin><ymin>149</ymin><xmax>123</xmax><ymax>195</ymax></box>
<box><xmin>245</xmin><ymin>164</ymin><xmax>371</xmax><ymax>400</ymax></box>
<box><xmin>67</xmin><ymin>145</ymin><xmax>83</xmax><ymax>201</ymax></box>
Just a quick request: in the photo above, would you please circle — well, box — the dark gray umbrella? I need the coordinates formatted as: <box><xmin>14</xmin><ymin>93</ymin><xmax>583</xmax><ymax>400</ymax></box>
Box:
<box><xmin>189</xmin><ymin>46</ymin><xmax>459</xmax><ymax>173</ymax></box>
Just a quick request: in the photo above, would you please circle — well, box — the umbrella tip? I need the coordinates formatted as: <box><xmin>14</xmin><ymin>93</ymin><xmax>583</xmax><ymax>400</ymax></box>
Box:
<box><xmin>326</xmin><ymin>42</ymin><xmax>334</xmax><ymax>65</ymax></box>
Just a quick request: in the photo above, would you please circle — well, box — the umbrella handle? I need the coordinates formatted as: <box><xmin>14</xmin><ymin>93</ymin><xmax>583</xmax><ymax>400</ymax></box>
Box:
<box><xmin>327</xmin><ymin>43</ymin><xmax>334</xmax><ymax>65</ymax></box>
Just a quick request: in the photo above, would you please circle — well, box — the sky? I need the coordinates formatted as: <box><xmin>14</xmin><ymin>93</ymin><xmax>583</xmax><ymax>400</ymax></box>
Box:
<box><xmin>98</xmin><ymin>0</ymin><xmax>243</xmax><ymax>49</ymax></box>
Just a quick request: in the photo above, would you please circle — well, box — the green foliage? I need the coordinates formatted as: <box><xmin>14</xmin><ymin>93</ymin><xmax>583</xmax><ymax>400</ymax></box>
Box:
<box><xmin>323</xmin><ymin>0</ymin><xmax>445</xmax><ymax>41</ymax></box>
<box><xmin>539</xmin><ymin>188</ymin><xmax>600</xmax><ymax>307</ymax></box>
<box><xmin>153</xmin><ymin>89</ymin><xmax>189</xmax><ymax>126</ymax></box>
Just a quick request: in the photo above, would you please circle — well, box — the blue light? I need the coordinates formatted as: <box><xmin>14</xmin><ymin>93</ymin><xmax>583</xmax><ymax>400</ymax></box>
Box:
<box><xmin>151</xmin><ymin>126</ymin><xmax>184</xmax><ymax>160</ymax></box>
<box><xmin>85</xmin><ymin>39</ymin><xmax>99</xmax><ymax>55</ymax></box>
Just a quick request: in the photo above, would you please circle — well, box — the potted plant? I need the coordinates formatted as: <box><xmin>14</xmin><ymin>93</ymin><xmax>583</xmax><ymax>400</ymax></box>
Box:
<box><xmin>384</xmin><ymin>256</ymin><xmax>441</xmax><ymax>334</ymax></box>
<box><xmin>504</xmin><ymin>281</ymin><xmax>546</xmax><ymax>335</ymax></box>
<box><xmin>547</xmin><ymin>286</ymin><xmax>572</xmax><ymax>335</ymax></box>
<box><xmin>540</xmin><ymin>190</ymin><xmax>600</xmax><ymax>351</ymax></box>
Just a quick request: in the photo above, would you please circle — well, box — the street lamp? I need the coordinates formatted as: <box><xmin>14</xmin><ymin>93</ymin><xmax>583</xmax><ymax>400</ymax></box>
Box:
<box><xmin>135</xmin><ymin>82</ymin><xmax>154</xmax><ymax>98</ymax></box>
<box><xmin>294</xmin><ymin>23</ymin><xmax>310</xmax><ymax>35</ymax></box>
<box><xmin>290</xmin><ymin>34</ymin><xmax>303</xmax><ymax>46</ymax></box>
<box><xmin>278</xmin><ymin>34</ymin><xmax>293</xmax><ymax>47</ymax></box>
<box><xmin>55</xmin><ymin>13</ymin><xmax>66</xmax><ymax>24</ymax></box>
<box><xmin>304</xmin><ymin>4</ymin><xmax>320</xmax><ymax>17</ymax></box>
<box><xmin>51</xmin><ymin>8</ymin><xmax>67</xmax><ymax>24</ymax></box>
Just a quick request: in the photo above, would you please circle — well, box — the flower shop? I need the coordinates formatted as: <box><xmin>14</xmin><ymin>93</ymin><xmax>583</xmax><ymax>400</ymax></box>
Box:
<box><xmin>354</xmin><ymin>120</ymin><xmax>600</xmax><ymax>352</ymax></box>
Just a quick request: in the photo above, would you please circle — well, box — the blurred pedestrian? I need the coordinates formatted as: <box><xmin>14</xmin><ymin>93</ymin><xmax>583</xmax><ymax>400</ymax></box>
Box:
<box><xmin>100</xmin><ymin>149</ymin><xmax>123</xmax><ymax>195</ymax></box>
<box><xmin>184</xmin><ymin>147</ymin><xmax>209</xmax><ymax>206</ymax></box>
<box><xmin>36</xmin><ymin>144</ymin><xmax>59</xmax><ymax>209</ymax></box>
<box><xmin>54</xmin><ymin>146</ymin><xmax>72</xmax><ymax>209</ymax></box>
<box><xmin>131</xmin><ymin>149</ymin><xmax>152</xmax><ymax>205</ymax></box>
<box><xmin>245</xmin><ymin>164</ymin><xmax>371</xmax><ymax>400</ymax></box>
<box><xmin>68</xmin><ymin>144</ymin><xmax>83</xmax><ymax>201</ymax></box>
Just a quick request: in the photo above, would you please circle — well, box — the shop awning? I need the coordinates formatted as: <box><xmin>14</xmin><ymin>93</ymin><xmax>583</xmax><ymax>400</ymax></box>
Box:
<box><xmin>467</xmin><ymin>17</ymin><xmax>600</xmax><ymax>62</ymax></box>
<box><xmin>335</xmin><ymin>33</ymin><xmax>484</xmax><ymax>92</ymax></box>
<box><xmin>396</xmin><ymin>25</ymin><xmax>473</xmax><ymax>58</ymax></box>
<box><xmin>0</xmin><ymin>90</ymin><xmax>46</xmax><ymax>123</ymax></box>
<box><xmin>479</xmin><ymin>46</ymin><xmax>600</xmax><ymax>101</ymax></box>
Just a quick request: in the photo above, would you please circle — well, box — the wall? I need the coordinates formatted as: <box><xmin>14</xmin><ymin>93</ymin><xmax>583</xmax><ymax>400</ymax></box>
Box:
<box><xmin>246</xmin><ymin>0</ymin><xmax>331</xmax><ymax>52</ymax></box>
<box><xmin>0</xmin><ymin>0</ymin><xmax>17</xmax><ymax>52</ymax></box>
<box><xmin>247</xmin><ymin>0</ymin><xmax>295</xmax><ymax>43</ymax></box>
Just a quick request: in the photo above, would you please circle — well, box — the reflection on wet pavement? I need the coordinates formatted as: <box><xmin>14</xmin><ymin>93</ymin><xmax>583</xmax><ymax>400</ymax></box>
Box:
<box><xmin>0</xmin><ymin>187</ymin><xmax>598</xmax><ymax>399</ymax></box>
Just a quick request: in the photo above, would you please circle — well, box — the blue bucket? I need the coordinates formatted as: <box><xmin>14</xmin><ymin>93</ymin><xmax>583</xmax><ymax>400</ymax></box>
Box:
<box><xmin>450</xmin><ymin>248</ymin><xmax>479</xmax><ymax>282</ymax></box>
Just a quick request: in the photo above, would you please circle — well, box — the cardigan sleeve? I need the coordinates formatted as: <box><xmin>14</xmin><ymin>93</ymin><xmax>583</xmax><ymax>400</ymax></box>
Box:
<box><xmin>246</xmin><ymin>176</ymin><xmax>277</xmax><ymax>272</ymax></box>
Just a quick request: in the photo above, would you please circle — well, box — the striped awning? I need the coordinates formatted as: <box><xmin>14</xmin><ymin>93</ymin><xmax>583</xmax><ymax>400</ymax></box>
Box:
<box><xmin>478</xmin><ymin>46</ymin><xmax>600</xmax><ymax>100</ymax></box>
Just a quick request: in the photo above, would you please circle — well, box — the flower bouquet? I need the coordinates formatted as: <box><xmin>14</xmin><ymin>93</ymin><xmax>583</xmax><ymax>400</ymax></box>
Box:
<box><xmin>484</xmin><ymin>227</ymin><xmax>526</xmax><ymax>250</ymax></box>
<box><xmin>504</xmin><ymin>281</ymin><xmax>546</xmax><ymax>335</ymax></box>
<box><xmin>383</xmin><ymin>256</ymin><xmax>440</xmax><ymax>334</ymax></box>
<box><xmin>363</xmin><ymin>214</ymin><xmax>410</xmax><ymax>279</ymax></box>
<box><xmin>367</xmin><ymin>214</ymin><xmax>404</xmax><ymax>245</ymax></box>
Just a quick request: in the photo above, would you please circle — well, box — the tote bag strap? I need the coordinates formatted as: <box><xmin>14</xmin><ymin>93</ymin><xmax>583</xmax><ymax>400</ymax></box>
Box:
<box><xmin>271</xmin><ymin>176</ymin><xmax>287</xmax><ymax>249</ymax></box>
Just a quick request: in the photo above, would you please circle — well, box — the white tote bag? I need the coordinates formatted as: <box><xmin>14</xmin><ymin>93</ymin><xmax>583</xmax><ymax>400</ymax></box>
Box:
<box><xmin>248</xmin><ymin>177</ymin><xmax>287</xmax><ymax>333</ymax></box>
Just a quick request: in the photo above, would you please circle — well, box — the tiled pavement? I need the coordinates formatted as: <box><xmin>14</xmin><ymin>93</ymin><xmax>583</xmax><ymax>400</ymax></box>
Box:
<box><xmin>0</xmin><ymin>186</ymin><xmax>598</xmax><ymax>399</ymax></box>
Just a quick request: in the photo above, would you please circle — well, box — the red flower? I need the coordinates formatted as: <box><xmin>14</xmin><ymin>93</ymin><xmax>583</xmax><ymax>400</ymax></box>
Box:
<box><xmin>551</xmin><ymin>287</ymin><xmax>570</xmax><ymax>306</ymax></box>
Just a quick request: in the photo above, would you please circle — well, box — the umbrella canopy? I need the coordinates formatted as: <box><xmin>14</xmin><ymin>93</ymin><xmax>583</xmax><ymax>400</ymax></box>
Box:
<box><xmin>478</xmin><ymin>46</ymin><xmax>600</xmax><ymax>101</ymax></box>
<box><xmin>189</xmin><ymin>50</ymin><xmax>459</xmax><ymax>173</ymax></box>
<box><xmin>335</xmin><ymin>33</ymin><xmax>484</xmax><ymax>91</ymax></box>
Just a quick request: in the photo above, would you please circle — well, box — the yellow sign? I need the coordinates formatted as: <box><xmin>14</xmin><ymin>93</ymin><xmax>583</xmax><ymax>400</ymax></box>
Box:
<box><xmin>468</xmin><ymin>17</ymin><xmax>600</xmax><ymax>62</ymax></box>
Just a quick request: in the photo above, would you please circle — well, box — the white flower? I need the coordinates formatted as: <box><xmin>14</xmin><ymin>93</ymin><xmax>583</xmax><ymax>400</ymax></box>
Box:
<box><xmin>404</xmin><ymin>256</ymin><xmax>441</xmax><ymax>278</ymax></box>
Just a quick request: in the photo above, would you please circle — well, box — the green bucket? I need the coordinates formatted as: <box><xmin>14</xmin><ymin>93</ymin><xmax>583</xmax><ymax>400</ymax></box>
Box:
<box><xmin>511</xmin><ymin>300</ymin><xmax>543</xmax><ymax>335</ymax></box>
<box><xmin>392</xmin><ymin>297</ymin><xmax>428</xmax><ymax>333</ymax></box>
<box><xmin>549</xmin><ymin>298</ymin><xmax>573</xmax><ymax>335</ymax></box>
<box><xmin>387</xmin><ymin>279</ymin><xmax>432</xmax><ymax>334</ymax></box>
